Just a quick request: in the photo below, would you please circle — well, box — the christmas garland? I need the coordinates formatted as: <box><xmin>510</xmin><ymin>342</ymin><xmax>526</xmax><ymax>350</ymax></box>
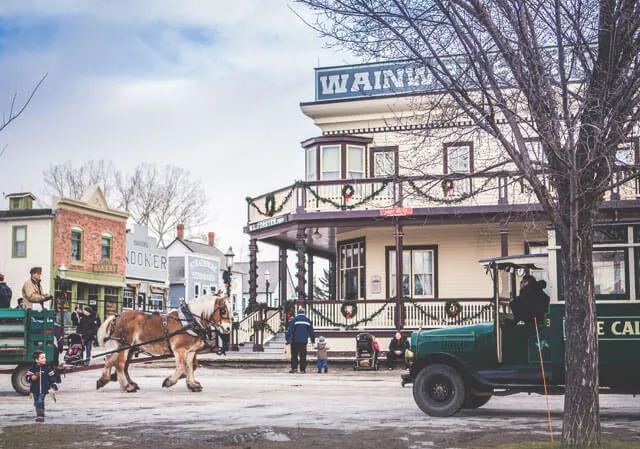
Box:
<box><xmin>246</xmin><ymin>183</ymin><xmax>296</xmax><ymax>217</ymax></box>
<box><xmin>340</xmin><ymin>299</ymin><xmax>358</xmax><ymax>319</ymax></box>
<box><xmin>407</xmin><ymin>298</ymin><xmax>493</xmax><ymax>325</ymax></box>
<box><xmin>307</xmin><ymin>302</ymin><xmax>388</xmax><ymax>330</ymax></box>
<box><xmin>304</xmin><ymin>180</ymin><xmax>390</xmax><ymax>210</ymax></box>
<box><xmin>407</xmin><ymin>177</ymin><xmax>495</xmax><ymax>204</ymax></box>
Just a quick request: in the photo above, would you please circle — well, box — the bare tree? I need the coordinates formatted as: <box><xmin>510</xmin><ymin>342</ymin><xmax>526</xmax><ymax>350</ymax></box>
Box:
<box><xmin>0</xmin><ymin>74</ymin><xmax>47</xmax><ymax>159</ymax></box>
<box><xmin>43</xmin><ymin>161</ymin><xmax>209</xmax><ymax>248</ymax></box>
<box><xmin>295</xmin><ymin>0</ymin><xmax>640</xmax><ymax>444</ymax></box>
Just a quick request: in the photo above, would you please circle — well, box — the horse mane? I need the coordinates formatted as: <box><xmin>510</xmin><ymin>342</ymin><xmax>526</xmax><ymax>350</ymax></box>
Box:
<box><xmin>186</xmin><ymin>293</ymin><xmax>226</xmax><ymax>321</ymax></box>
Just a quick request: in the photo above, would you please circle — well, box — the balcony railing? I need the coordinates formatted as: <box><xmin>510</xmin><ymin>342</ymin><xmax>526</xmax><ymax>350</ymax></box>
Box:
<box><xmin>247</xmin><ymin>172</ymin><xmax>640</xmax><ymax>225</ymax></box>
<box><xmin>305</xmin><ymin>299</ymin><xmax>494</xmax><ymax>330</ymax></box>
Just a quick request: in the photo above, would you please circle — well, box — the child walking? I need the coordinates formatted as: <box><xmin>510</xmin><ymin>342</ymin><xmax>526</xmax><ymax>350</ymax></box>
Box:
<box><xmin>26</xmin><ymin>351</ymin><xmax>58</xmax><ymax>422</ymax></box>
<box><xmin>316</xmin><ymin>336</ymin><xmax>329</xmax><ymax>373</ymax></box>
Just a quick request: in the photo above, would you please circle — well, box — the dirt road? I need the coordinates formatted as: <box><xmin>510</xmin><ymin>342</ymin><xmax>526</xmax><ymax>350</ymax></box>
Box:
<box><xmin>1</xmin><ymin>363</ymin><xmax>639</xmax><ymax>448</ymax></box>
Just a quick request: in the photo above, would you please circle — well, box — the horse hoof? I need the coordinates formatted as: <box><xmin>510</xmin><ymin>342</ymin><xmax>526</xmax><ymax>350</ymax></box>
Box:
<box><xmin>188</xmin><ymin>386</ymin><xmax>203</xmax><ymax>392</ymax></box>
<box><xmin>125</xmin><ymin>384</ymin><xmax>137</xmax><ymax>393</ymax></box>
<box><xmin>162</xmin><ymin>378</ymin><xmax>173</xmax><ymax>388</ymax></box>
<box><xmin>110</xmin><ymin>373</ymin><xmax>118</xmax><ymax>382</ymax></box>
<box><xmin>96</xmin><ymin>379</ymin><xmax>108</xmax><ymax>390</ymax></box>
<box><xmin>131</xmin><ymin>382</ymin><xmax>140</xmax><ymax>391</ymax></box>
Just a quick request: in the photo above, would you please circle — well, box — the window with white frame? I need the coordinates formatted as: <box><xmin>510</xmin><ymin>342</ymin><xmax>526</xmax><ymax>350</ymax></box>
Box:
<box><xmin>12</xmin><ymin>225</ymin><xmax>27</xmax><ymax>258</ymax></box>
<box><xmin>388</xmin><ymin>247</ymin><xmax>436</xmax><ymax>298</ymax></box>
<box><xmin>101</xmin><ymin>233</ymin><xmax>112</xmax><ymax>260</ymax></box>
<box><xmin>123</xmin><ymin>288</ymin><xmax>135</xmax><ymax>309</ymax></box>
<box><xmin>149</xmin><ymin>290</ymin><xmax>164</xmax><ymax>312</ymax></box>
<box><xmin>71</xmin><ymin>228</ymin><xmax>83</xmax><ymax>263</ymax></box>
<box><xmin>306</xmin><ymin>147</ymin><xmax>317</xmax><ymax>181</ymax></box>
<box><xmin>321</xmin><ymin>145</ymin><xmax>340</xmax><ymax>180</ymax></box>
<box><xmin>372</xmin><ymin>150</ymin><xmax>396</xmax><ymax>177</ymax></box>
<box><xmin>347</xmin><ymin>145</ymin><xmax>365</xmax><ymax>179</ymax></box>
<box><xmin>339</xmin><ymin>239</ymin><xmax>366</xmax><ymax>300</ymax></box>
<box><xmin>593</xmin><ymin>249</ymin><xmax>626</xmax><ymax>297</ymax></box>
<box><xmin>445</xmin><ymin>144</ymin><xmax>472</xmax><ymax>194</ymax></box>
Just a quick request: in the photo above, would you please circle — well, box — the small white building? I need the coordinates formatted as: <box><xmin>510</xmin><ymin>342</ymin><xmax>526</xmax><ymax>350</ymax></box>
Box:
<box><xmin>0</xmin><ymin>193</ymin><xmax>55</xmax><ymax>307</ymax></box>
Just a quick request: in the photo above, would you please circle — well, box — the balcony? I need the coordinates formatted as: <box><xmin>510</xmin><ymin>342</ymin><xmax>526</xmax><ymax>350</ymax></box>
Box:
<box><xmin>247</xmin><ymin>172</ymin><xmax>640</xmax><ymax>226</ymax></box>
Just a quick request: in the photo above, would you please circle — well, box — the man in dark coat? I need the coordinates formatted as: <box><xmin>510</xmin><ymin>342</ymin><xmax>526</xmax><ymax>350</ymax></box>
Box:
<box><xmin>77</xmin><ymin>307</ymin><xmax>101</xmax><ymax>362</ymax></box>
<box><xmin>510</xmin><ymin>275</ymin><xmax>550</xmax><ymax>326</ymax></box>
<box><xmin>285</xmin><ymin>307</ymin><xmax>315</xmax><ymax>373</ymax></box>
<box><xmin>0</xmin><ymin>273</ymin><xmax>11</xmax><ymax>308</ymax></box>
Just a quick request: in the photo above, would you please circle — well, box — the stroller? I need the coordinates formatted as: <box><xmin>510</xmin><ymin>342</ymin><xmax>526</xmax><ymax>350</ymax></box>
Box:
<box><xmin>352</xmin><ymin>333</ymin><xmax>380</xmax><ymax>371</ymax></box>
<box><xmin>63</xmin><ymin>333</ymin><xmax>85</xmax><ymax>365</ymax></box>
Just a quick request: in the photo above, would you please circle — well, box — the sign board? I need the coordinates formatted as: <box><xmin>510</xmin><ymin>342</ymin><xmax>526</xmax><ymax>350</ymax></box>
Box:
<box><xmin>380</xmin><ymin>207</ymin><xmax>413</xmax><ymax>217</ymax></box>
<box><xmin>93</xmin><ymin>259</ymin><xmax>118</xmax><ymax>273</ymax></box>
<box><xmin>186</xmin><ymin>255</ymin><xmax>220</xmax><ymax>299</ymax></box>
<box><xmin>126</xmin><ymin>225</ymin><xmax>168</xmax><ymax>283</ymax></box>
<box><xmin>248</xmin><ymin>215</ymin><xmax>287</xmax><ymax>232</ymax></box>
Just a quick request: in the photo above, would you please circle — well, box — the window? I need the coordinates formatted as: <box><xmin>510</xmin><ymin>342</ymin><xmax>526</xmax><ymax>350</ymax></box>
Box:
<box><xmin>388</xmin><ymin>246</ymin><xmax>437</xmax><ymax>298</ymax></box>
<box><xmin>101</xmin><ymin>233</ymin><xmax>112</xmax><ymax>260</ymax></box>
<box><xmin>104</xmin><ymin>287</ymin><xmax>119</xmax><ymax>316</ymax></box>
<box><xmin>12</xmin><ymin>225</ymin><xmax>27</xmax><ymax>258</ymax></box>
<box><xmin>444</xmin><ymin>144</ymin><xmax>472</xmax><ymax>194</ymax></box>
<box><xmin>593</xmin><ymin>250</ymin><xmax>627</xmax><ymax>298</ymax></box>
<box><xmin>525</xmin><ymin>140</ymin><xmax>547</xmax><ymax>165</ymax></box>
<box><xmin>10</xmin><ymin>198</ymin><xmax>20</xmax><ymax>209</ymax></box>
<box><xmin>338</xmin><ymin>239</ymin><xmax>366</xmax><ymax>300</ymax></box>
<box><xmin>525</xmin><ymin>241</ymin><xmax>548</xmax><ymax>254</ymax></box>
<box><xmin>71</xmin><ymin>228</ymin><xmax>83</xmax><ymax>263</ymax></box>
<box><xmin>87</xmin><ymin>285</ymin><xmax>99</xmax><ymax>307</ymax></box>
<box><xmin>123</xmin><ymin>288</ymin><xmax>135</xmax><ymax>309</ymax></box>
<box><xmin>371</xmin><ymin>148</ymin><xmax>397</xmax><ymax>177</ymax></box>
<box><xmin>306</xmin><ymin>147</ymin><xmax>317</xmax><ymax>181</ymax></box>
<box><xmin>149</xmin><ymin>290</ymin><xmax>164</xmax><ymax>312</ymax></box>
<box><xmin>194</xmin><ymin>283</ymin><xmax>200</xmax><ymax>298</ymax></box>
<box><xmin>321</xmin><ymin>145</ymin><xmax>340</xmax><ymax>180</ymax></box>
<box><xmin>347</xmin><ymin>145</ymin><xmax>365</xmax><ymax>179</ymax></box>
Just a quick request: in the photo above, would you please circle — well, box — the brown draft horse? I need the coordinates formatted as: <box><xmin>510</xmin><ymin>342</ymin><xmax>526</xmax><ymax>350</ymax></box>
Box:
<box><xmin>95</xmin><ymin>292</ymin><xmax>232</xmax><ymax>392</ymax></box>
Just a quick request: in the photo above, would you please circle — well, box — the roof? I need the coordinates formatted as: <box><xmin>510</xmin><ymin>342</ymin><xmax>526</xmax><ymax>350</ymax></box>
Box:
<box><xmin>168</xmin><ymin>238</ymin><xmax>226</xmax><ymax>259</ymax></box>
<box><xmin>0</xmin><ymin>209</ymin><xmax>54</xmax><ymax>220</ymax></box>
<box><xmin>5</xmin><ymin>192</ymin><xmax>36</xmax><ymax>200</ymax></box>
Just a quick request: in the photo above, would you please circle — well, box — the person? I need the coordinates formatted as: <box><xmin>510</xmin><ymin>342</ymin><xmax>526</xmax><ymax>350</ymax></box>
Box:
<box><xmin>15</xmin><ymin>297</ymin><xmax>24</xmax><ymax>309</ymax></box>
<box><xmin>285</xmin><ymin>306</ymin><xmax>315</xmax><ymax>373</ymax></box>
<box><xmin>71</xmin><ymin>305</ymin><xmax>83</xmax><ymax>327</ymax></box>
<box><xmin>387</xmin><ymin>331</ymin><xmax>406</xmax><ymax>370</ymax></box>
<box><xmin>22</xmin><ymin>267</ymin><xmax>53</xmax><ymax>310</ymax></box>
<box><xmin>77</xmin><ymin>307</ymin><xmax>100</xmax><ymax>362</ymax></box>
<box><xmin>25</xmin><ymin>350</ymin><xmax>58</xmax><ymax>422</ymax></box>
<box><xmin>315</xmin><ymin>336</ymin><xmax>330</xmax><ymax>374</ymax></box>
<box><xmin>510</xmin><ymin>274</ymin><xmax>550</xmax><ymax>326</ymax></box>
<box><xmin>0</xmin><ymin>273</ymin><xmax>12</xmax><ymax>308</ymax></box>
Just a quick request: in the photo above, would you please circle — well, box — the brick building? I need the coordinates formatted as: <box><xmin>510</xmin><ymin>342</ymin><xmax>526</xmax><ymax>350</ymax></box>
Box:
<box><xmin>52</xmin><ymin>186</ymin><xmax>129</xmax><ymax>321</ymax></box>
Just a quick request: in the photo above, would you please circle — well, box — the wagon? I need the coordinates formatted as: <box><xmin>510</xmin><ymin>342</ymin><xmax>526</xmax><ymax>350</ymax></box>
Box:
<box><xmin>0</xmin><ymin>308</ymin><xmax>56</xmax><ymax>395</ymax></box>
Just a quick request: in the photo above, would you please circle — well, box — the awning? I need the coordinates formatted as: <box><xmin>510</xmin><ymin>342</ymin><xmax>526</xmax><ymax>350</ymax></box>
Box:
<box><xmin>64</xmin><ymin>275</ymin><xmax>126</xmax><ymax>288</ymax></box>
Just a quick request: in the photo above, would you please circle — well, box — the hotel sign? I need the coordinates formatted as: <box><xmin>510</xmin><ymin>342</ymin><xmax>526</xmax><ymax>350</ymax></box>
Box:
<box><xmin>248</xmin><ymin>215</ymin><xmax>287</xmax><ymax>232</ymax></box>
<box><xmin>380</xmin><ymin>207</ymin><xmax>413</xmax><ymax>217</ymax></box>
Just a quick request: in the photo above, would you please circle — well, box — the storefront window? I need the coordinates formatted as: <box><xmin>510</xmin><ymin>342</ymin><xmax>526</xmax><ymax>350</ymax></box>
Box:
<box><xmin>104</xmin><ymin>287</ymin><xmax>120</xmax><ymax>316</ymax></box>
<box><xmin>123</xmin><ymin>288</ymin><xmax>135</xmax><ymax>309</ymax></box>
<box><xmin>149</xmin><ymin>290</ymin><xmax>164</xmax><ymax>312</ymax></box>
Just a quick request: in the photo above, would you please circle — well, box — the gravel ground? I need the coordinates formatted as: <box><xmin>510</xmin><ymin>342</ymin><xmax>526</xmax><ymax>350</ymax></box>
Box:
<box><xmin>1</xmin><ymin>362</ymin><xmax>639</xmax><ymax>448</ymax></box>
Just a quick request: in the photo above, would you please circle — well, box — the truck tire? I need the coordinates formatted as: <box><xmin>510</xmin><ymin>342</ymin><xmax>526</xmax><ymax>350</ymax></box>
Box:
<box><xmin>11</xmin><ymin>364</ymin><xmax>31</xmax><ymax>396</ymax></box>
<box><xmin>413</xmin><ymin>363</ymin><xmax>465</xmax><ymax>417</ymax></box>
<box><xmin>462</xmin><ymin>391</ymin><xmax>493</xmax><ymax>409</ymax></box>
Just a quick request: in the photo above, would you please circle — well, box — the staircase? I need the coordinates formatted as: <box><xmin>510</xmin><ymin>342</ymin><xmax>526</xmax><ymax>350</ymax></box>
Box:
<box><xmin>236</xmin><ymin>331</ymin><xmax>286</xmax><ymax>355</ymax></box>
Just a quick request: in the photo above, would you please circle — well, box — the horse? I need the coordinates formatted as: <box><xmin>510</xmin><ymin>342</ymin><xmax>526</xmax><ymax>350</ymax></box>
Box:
<box><xmin>95</xmin><ymin>292</ymin><xmax>232</xmax><ymax>392</ymax></box>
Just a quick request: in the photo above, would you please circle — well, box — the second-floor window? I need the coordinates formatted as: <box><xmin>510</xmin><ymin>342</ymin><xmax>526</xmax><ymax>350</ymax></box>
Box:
<box><xmin>101</xmin><ymin>233</ymin><xmax>112</xmax><ymax>260</ymax></box>
<box><xmin>71</xmin><ymin>228</ymin><xmax>83</xmax><ymax>263</ymax></box>
<box><xmin>12</xmin><ymin>225</ymin><xmax>27</xmax><ymax>258</ymax></box>
<box><xmin>444</xmin><ymin>144</ymin><xmax>472</xmax><ymax>194</ymax></box>
<box><xmin>321</xmin><ymin>145</ymin><xmax>340</xmax><ymax>180</ymax></box>
<box><xmin>347</xmin><ymin>145</ymin><xmax>365</xmax><ymax>179</ymax></box>
<box><xmin>306</xmin><ymin>147</ymin><xmax>317</xmax><ymax>181</ymax></box>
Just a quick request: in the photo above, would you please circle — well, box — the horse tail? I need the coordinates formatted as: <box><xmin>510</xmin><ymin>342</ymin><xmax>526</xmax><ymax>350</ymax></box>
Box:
<box><xmin>97</xmin><ymin>315</ymin><xmax>118</xmax><ymax>348</ymax></box>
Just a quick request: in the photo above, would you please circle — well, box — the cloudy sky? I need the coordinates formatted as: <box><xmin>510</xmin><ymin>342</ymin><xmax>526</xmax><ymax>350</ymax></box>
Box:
<box><xmin>0</xmin><ymin>0</ymin><xmax>353</xmax><ymax>261</ymax></box>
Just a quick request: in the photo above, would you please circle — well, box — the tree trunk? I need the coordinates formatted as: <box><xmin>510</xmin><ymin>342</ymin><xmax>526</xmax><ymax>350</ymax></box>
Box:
<box><xmin>559</xmin><ymin>227</ymin><xmax>601</xmax><ymax>445</ymax></box>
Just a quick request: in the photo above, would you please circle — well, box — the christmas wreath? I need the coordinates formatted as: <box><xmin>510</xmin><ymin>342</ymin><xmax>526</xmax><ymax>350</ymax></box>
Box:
<box><xmin>341</xmin><ymin>184</ymin><xmax>355</xmax><ymax>201</ymax></box>
<box><xmin>264</xmin><ymin>194</ymin><xmax>276</xmax><ymax>216</ymax></box>
<box><xmin>441</xmin><ymin>179</ymin><xmax>454</xmax><ymax>195</ymax></box>
<box><xmin>444</xmin><ymin>300</ymin><xmax>462</xmax><ymax>319</ymax></box>
<box><xmin>340</xmin><ymin>299</ymin><xmax>358</xmax><ymax>319</ymax></box>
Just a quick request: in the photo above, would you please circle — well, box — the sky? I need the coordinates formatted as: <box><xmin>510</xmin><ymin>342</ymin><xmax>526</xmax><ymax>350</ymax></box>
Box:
<box><xmin>0</xmin><ymin>0</ymin><xmax>353</xmax><ymax>262</ymax></box>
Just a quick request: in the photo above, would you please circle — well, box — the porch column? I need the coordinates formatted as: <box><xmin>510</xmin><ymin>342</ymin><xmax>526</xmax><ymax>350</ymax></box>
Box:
<box><xmin>328</xmin><ymin>258</ymin><xmax>336</xmax><ymax>300</ymax></box>
<box><xmin>248</xmin><ymin>238</ymin><xmax>258</xmax><ymax>315</ymax></box>
<box><xmin>500</xmin><ymin>221</ymin><xmax>509</xmax><ymax>257</ymax></box>
<box><xmin>295</xmin><ymin>228</ymin><xmax>307</xmax><ymax>306</ymax></box>
<box><xmin>279</xmin><ymin>247</ymin><xmax>288</xmax><ymax>326</ymax></box>
<box><xmin>307</xmin><ymin>253</ymin><xmax>314</xmax><ymax>301</ymax></box>
<box><xmin>395</xmin><ymin>221</ymin><xmax>405</xmax><ymax>330</ymax></box>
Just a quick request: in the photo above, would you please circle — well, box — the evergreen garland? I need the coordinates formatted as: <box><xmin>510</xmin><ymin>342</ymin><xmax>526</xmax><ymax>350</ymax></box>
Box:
<box><xmin>307</xmin><ymin>302</ymin><xmax>388</xmax><ymax>330</ymax></box>
<box><xmin>407</xmin><ymin>177</ymin><xmax>495</xmax><ymax>205</ymax></box>
<box><xmin>246</xmin><ymin>184</ymin><xmax>296</xmax><ymax>217</ymax></box>
<box><xmin>406</xmin><ymin>297</ymin><xmax>493</xmax><ymax>325</ymax></box>
<box><xmin>304</xmin><ymin>181</ymin><xmax>391</xmax><ymax>210</ymax></box>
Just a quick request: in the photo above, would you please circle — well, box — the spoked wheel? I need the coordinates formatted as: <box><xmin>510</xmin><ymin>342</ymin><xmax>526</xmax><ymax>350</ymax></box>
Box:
<box><xmin>412</xmin><ymin>363</ymin><xmax>465</xmax><ymax>417</ymax></box>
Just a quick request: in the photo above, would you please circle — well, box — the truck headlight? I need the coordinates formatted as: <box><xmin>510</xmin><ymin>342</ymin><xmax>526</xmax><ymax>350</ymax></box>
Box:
<box><xmin>405</xmin><ymin>349</ymin><xmax>414</xmax><ymax>361</ymax></box>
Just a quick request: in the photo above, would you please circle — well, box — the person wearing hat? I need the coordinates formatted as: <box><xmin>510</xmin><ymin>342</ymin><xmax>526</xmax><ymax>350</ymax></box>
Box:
<box><xmin>77</xmin><ymin>306</ymin><xmax>100</xmax><ymax>363</ymax></box>
<box><xmin>315</xmin><ymin>336</ymin><xmax>330</xmax><ymax>374</ymax></box>
<box><xmin>0</xmin><ymin>273</ymin><xmax>12</xmax><ymax>308</ymax></box>
<box><xmin>510</xmin><ymin>274</ymin><xmax>550</xmax><ymax>326</ymax></box>
<box><xmin>22</xmin><ymin>267</ymin><xmax>53</xmax><ymax>311</ymax></box>
<box><xmin>285</xmin><ymin>306</ymin><xmax>315</xmax><ymax>373</ymax></box>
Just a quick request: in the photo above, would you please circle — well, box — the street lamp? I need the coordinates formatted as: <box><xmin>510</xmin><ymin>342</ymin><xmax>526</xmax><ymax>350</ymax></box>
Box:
<box><xmin>264</xmin><ymin>269</ymin><xmax>271</xmax><ymax>307</ymax></box>
<box><xmin>223</xmin><ymin>246</ymin><xmax>235</xmax><ymax>297</ymax></box>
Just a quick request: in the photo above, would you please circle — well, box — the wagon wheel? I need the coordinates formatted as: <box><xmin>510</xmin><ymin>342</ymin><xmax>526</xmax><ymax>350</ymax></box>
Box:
<box><xmin>11</xmin><ymin>364</ymin><xmax>31</xmax><ymax>396</ymax></box>
<box><xmin>412</xmin><ymin>363</ymin><xmax>465</xmax><ymax>417</ymax></box>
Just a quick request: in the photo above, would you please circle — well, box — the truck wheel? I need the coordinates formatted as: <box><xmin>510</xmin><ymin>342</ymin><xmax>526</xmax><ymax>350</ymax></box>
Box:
<box><xmin>412</xmin><ymin>363</ymin><xmax>465</xmax><ymax>417</ymax></box>
<box><xmin>11</xmin><ymin>364</ymin><xmax>31</xmax><ymax>396</ymax></box>
<box><xmin>462</xmin><ymin>391</ymin><xmax>493</xmax><ymax>409</ymax></box>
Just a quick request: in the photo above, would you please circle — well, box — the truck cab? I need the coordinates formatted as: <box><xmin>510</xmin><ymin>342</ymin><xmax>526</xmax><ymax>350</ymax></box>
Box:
<box><xmin>401</xmin><ymin>250</ymin><xmax>640</xmax><ymax>417</ymax></box>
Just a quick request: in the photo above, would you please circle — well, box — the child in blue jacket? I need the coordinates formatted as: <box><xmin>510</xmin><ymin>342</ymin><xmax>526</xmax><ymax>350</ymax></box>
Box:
<box><xmin>25</xmin><ymin>351</ymin><xmax>58</xmax><ymax>422</ymax></box>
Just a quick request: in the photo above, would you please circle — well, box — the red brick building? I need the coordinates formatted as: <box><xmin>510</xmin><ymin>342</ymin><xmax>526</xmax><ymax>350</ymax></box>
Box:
<box><xmin>52</xmin><ymin>186</ymin><xmax>128</xmax><ymax>320</ymax></box>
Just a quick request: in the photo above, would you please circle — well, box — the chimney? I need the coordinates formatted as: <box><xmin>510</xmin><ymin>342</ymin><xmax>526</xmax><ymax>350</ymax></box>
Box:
<box><xmin>177</xmin><ymin>224</ymin><xmax>185</xmax><ymax>239</ymax></box>
<box><xmin>208</xmin><ymin>232</ymin><xmax>215</xmax><ymax>246</ymax></box>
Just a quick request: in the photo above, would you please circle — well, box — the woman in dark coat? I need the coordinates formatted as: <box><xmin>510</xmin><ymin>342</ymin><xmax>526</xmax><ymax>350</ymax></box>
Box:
<box><xmin>387</xmin><ymin>332</ymin><xmax>407</xmax><ymax>369</ymax></box>
<box><xmin>77</xmin><ymin>307</ymin><xmax>100</xmax><ymax>362</ymax></box>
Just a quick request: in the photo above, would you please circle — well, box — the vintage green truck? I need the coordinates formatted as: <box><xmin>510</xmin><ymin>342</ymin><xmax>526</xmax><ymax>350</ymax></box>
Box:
<box><xmin>402</xmin><ymin>249</ymin><xmax>640</xmax><ymax>417</ymax></box>
<box><xmin>0</xmin><ymin>309</ymin><xmax>56</xmax><ymax>395</ymax></box>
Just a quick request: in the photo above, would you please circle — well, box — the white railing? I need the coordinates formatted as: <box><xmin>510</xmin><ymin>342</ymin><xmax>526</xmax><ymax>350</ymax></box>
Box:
<box><xmin>264</xmin><ymin>309</ymin><xmax>283</xmax><ymax>343</ymax></box>
<box><xmin>305</xmin><ymin>299</ymin><xmax>493</xmax><ymax>330</ymax></box>
<box><xmin>237</xmin><ymin>310</ymin><xmax>260</xmax><ymax>345</ymax></box>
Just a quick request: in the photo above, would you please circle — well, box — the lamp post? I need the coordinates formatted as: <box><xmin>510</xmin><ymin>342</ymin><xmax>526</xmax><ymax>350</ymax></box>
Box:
<box><xmin>264</xmin><ymin>269</ymin><xmax>271</xmax><ymax>308</ymax></box>
<box><xmin>224</xmin><ymin>246</ymin><xmax>235</xmax><ymax>297</ymax></box>
<box><xmin>53</xmin><ymin>264</ymin><xmax>69</xmax><ymax>366</ymax></box>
